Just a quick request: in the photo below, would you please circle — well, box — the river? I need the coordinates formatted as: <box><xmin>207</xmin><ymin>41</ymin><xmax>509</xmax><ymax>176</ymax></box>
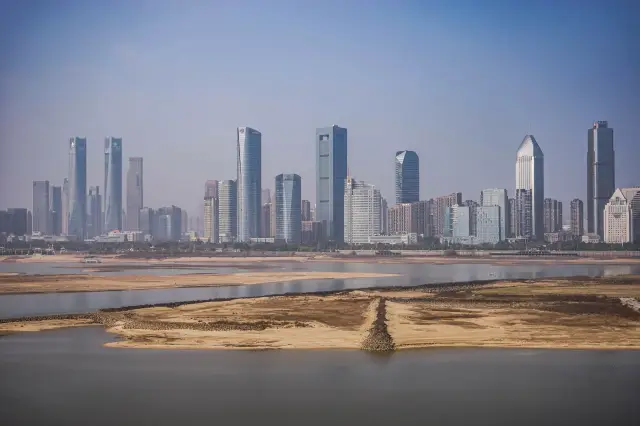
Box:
<box><xmin>1</xmin><ymin>262</ymin><xmax>640</xmax><ymax>318</ymax></box>
<box><xmin>0</xmin><ymin>327</ymin><xmax>638</xmax><ymax>426</ymax></box>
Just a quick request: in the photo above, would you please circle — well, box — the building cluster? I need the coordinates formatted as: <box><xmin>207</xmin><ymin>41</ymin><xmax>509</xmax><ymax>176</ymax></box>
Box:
<box><xmin>1</xmin><ymin>121</ymin><xmax>638</xmax><ymax>246</ymax></box>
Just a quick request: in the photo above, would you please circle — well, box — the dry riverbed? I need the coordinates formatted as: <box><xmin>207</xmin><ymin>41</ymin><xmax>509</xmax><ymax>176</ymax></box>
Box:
<box><xmin>2</xmin><ymin>275</ymin><xmax>639</xmax><ymax>351</ymax></box>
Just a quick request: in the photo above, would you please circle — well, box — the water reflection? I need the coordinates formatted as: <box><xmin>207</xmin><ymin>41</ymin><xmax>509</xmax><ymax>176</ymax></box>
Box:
<box><xmin>1</xmin><ymin>262</ymin><xmax>640</xmax><ymax>319</ymax></box>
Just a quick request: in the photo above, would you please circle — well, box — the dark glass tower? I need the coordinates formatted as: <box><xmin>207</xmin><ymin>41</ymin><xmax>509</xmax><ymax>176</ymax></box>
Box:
<box><xmin>395</xmin><ymin>150</ymin><xmax>419</xmax><ymax>204</ymax></box>
<box><xmin>587</xmin><ymin>121</ymin><xmax>614</xmax><ymax>238</ymax></box>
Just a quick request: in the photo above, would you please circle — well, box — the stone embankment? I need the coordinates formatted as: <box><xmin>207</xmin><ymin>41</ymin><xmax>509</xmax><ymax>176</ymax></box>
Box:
<box><xmin>361</xmin><ymin>298</ymin><xmax>395</xmax><ymax>352</ymax></box>
<box><xmin>0</xmin><ymin>313</ymin><xmax>95</xmax><ymax>324</ymax></box>
<box><xmin>620</xmin><ymin>298</ymin><xmax>640</xmax><ymax>313</ymax></box>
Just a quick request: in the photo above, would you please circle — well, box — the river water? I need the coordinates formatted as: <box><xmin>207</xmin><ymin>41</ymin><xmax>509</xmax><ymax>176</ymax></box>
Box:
<box><xmin>1</xmin><ymin>262</ymin><xmax>640</xmax><ymax>319</ymax></box>
<box><xmin>0</xmin><ymin>327</ymin><xmax>638</xmax><ymax>426</ymax></box>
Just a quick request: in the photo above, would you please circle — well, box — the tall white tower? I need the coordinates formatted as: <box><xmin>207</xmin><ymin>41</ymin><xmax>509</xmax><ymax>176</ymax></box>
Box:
<box><xmin>515</xmin><ymin>135</ymin><xmax>544</xmax><ymax>239</ymax></box>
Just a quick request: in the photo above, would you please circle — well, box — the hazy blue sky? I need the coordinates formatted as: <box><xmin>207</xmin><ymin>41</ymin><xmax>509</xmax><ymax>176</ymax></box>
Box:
<box><xmin>1</xmin><ymin>0</ymin><xmax>638</xmax><ymax>217</ymax></box>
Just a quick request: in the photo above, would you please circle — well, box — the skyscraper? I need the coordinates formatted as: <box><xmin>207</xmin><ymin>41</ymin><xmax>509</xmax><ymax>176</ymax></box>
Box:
<box><xmin>570</xmin><ymin>198</ymin><xmax>584</xmax><ymax>237</ymax></box>
<box><xmin>51</xmin><ymin>185</ymin><xmax>62</xmax><ymax>235</ymax></box>
<box><xmin>204</xmin><ymin>180</ymin><xmax>219</xmax><ymax>243</ymax></box>
<box><xmin>432</xmin><ymin>193</ymin><xmax>462</xmax><ymax>237</ymax></box>
<box><xmin>61</xmin><ymin>178</ymin><xmax>69</xmax><ymax>235</ymax></box>
<box><xmin>87</xmin><ymin>186</ymin><xmax>102</xmax><ymax>238</ymax></box>
<box><xmin>515</xmin><ymin>135</ymin><xmax>544</xmax><ymax>239</ymax></box>
<box><xmin>301</xmin><ymin>200</ymin><xmax>311</xmax><ymax>222</ymax></box>
<box><xmin>104</xmin><ymin>137</ymin><xmax>123</xmax><ymax>232</ymax></box>
<box><xmin>68</xmin><ymin>137</ymin><xmax>87</xmax><ymax>240</ymax></box>
<box><xmin>587</xmin><ymin>121</ymin><xmax>615</xmax><ymax>238</ymax></box>
<box><xmin>32</xmin><ymin>180</ymin><xmax>50</xmax><ymax>234</ymax></box>
<box><xmin>480</xmin><ymin>188</ymin><xmax>508</xmax><ymax>241</ymax></box>
<box><xmin>395</xmin><ymin>150</ymin><xmax>419</xmax><ymax>204</ymax></box>
<box><xmin>344</xmin><ymin>176</ymin><xmax>381</xmax><ymax>244</ymax></box>
<box><xmin>237</xmin><ymin>127</ymin><xmax>261</xmax><ymax>242</ymax></box>
<box><xmin>219</xmin><ymin>179</ymin><xmax>237</xmax><ymax>243</ymax></box>
<box><xmin>275</xmin><ymin>174</ymin><xmax>302</xmax><ymax>244</ymax></box>
<box><xmin>316</xmin><ymin>125</ymin><xmax>348</xmax><ymax>242</ymax></box>
<box><xmin>126</xmin><ymin>157</ymin><xmax>143</xmax><ymax>231</ymax></box>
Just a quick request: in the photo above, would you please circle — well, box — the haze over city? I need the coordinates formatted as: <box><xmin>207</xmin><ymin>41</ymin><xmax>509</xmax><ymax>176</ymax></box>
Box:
<box><xmin>1</xmin><ymin>0</ymin><xmax>639</xmax><ymax>213</ymax></box>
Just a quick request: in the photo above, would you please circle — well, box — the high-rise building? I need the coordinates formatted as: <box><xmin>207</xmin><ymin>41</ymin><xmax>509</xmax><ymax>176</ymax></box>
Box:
<box><xmin>395</xmin><ymin>150</ymin><xmax>419</xmax><ymax>204</ymax></box>
<box><xmin>380</xmin><ymin>198</ymin><xmax>388</xmax><ymax>235</ymax></box>
<box><xmin>139</xmin><ymin>207</ymin><xmax>155</xmax><ymax>237</ymax></box>
<box><xmin>61</xmin><ymin>178</ymin><xmax>69</xmax><ymax>235</ymax></box>
<box><xmin>587</xmin><ymin>121</ymin><xmax>615</xmax><ymax>238</ymax></box>
<box><xmin>275</xmin><ymin>174</ymin><xmax>302</xmax><ymax>244</ymax></box>
<box><xmin>50</xmin><ymin>185</ymin><xmax>62</xmax><ymax>236</ymax></box>
<box><xmin>219</xmin><ymin>180</ymin><xmax>237</xmax><ymax>243</ymax></box>
<box><xmin>515</xmin><ymin>134</ymin><xmax>544</xmax><ymax>239</ymax></box>
<box><xmin>204</xmin><ymin>180</ymin><xmax>219</xmax><ymax>243</ymax></box>
<box><xmin>87</xmin><ymin>186</ymin><xmax>102</xmax><ymax>238</ymax></box>
<box><xmin>68</xmin><ymin>137</ymin><xmax>87</xmax><ymax>240</ymax></box>
<box><xmin>603</xmin><ymin>188</ymin><xmax>640</xmax><ymax>244</ymax></box>
<box><xmin>514</xmin><ymin>189</ymin><xmax>532</xmax><ymax>238</ymax></box>
<box><xmin>237</xmin><ymin>127</ymin><xmax>261</xmax><ymax>242</ymax></box>
<box><xmin>261</xmin><ymin>203</ymin><xmax>273</xmax><ymax>238</ymax></box>
<box><xmin>301</xmin><ymin>221</ymin><xmax>323</xmax><ymax>245</ymax></box>
<box><xmin>181</xmin><ymin>210</ymin><xmax>188</xmax><ymax>234</ymax></box>
<box><xmin>463</xmin><ymin>200</ymin><xmax>479</xmax><ymax>237</ymax></box>
<box><xmin>104</xmin><ymin>137</ymin><xmax>123</xmax><ymax>232</ymax></box>
<box><xmin>414</xmin><ymin>199</ymin><xmax>433</xmax><ymax>238</ymax></box>
<box><xmin>388</xmin><ymin>203</ymin><xmax>417</xmax><ymax>235</ymax></box>
<box><xmin>32</xmin><ymin>180</ymin><xmax>50</xmax><ymax>234</ymax></box>
<box><xmin>570</xmin><ymin>199</ymin><xmax>584</xmax><ymax>237</ymax></box>
<box><xmin>301</xmin><ymin>200</ymin><xmax>311</xmax><ymax>222</ymax></box>
<box><xmin>261</xmin><ymin>189</ymin><xmax>271</xmax><ymax>207</ymax></box>
<box><xmin>344</xmin><ymin>176</ymin><xmax>381</xmax><ymax>244</ymax></box>
<box><xmin>432</xmin><ymin>193</ymin><xmax>462</xmax><ymax>237</ymax></box>
<box><xmin>156</xmin><ymin>206</ymin><xmax>182</xmax><ymax>241</ymax></box>
<box><xmin>126</xmin><ymin>157</ymin><xmax>143</xmax><ymax>231</ymax></box>
<box><xmin>316</xmin><ymin>125</ymin><xmax>348</xmax><ymax>242</ymax></box>
<box><xmin>508</xmin><ymin>197</ymin><xmax>516</xmax><ymax>238</ymax></box>
<box><xmin>476</xmin><ymin>206</ymin><xmax>501</xmax><ymax>244</ymax></box>
<box><xmin>5</xmin><ymin>208</ymin><xmax>29</xmax><ymax>235</ymax></box>
<box><xmin>543</xmin><ymin>198</ymin><xmax>563</xmax><ymax>233</ymax></box>
<box><xmin>451</xmin><ymin>205</ymin><xmax>471</xmax><ymax>238</ymax></box>
<box><xmin>480</xmin><ymin>188</ymin><xmax>508</xmax><ymax>241</ymax></box>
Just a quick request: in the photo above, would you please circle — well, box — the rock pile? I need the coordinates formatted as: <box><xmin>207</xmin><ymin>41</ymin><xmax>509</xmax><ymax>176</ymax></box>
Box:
<box><xmin>361</xmin><ymin>298</ymin><xmax>395</xmax><ymax>352</ymax></box>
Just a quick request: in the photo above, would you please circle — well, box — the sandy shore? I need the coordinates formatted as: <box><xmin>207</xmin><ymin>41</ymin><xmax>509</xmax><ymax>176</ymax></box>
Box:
<box><xmin>4</xmin><ymin>275</ymin><xmax>639</xmax><ymax>351</ymax></box>
<box><xmin>0</xmin><ymin>271</ymin><xmax>399</xmax><ymax>294</ymax></box>
<box><xmin>0</xmin><ymin>318</ymin><xmax>94</xmax><ymax>334</ymax></box>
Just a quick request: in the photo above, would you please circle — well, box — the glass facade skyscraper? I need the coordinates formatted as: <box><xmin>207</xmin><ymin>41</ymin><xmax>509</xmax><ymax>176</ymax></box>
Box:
<box><xmin>515</xmin><ymin>135</ymin><xmax>544</xmax><ymax>239</ymax></box>
<box><xmin>316</xmin><ymin>125</ymin><xmax>347</xmax><ymax>243</ymax></box>
<box><xmin>68</xmin><ymin>137</ymin><xmax>87</xmax><ymax>240</ymax></box>
<box><xmin>480</xmin><ymin>188</ymin><xmax>508</xmax><ymax>241</ymax></box>
<box><xmin>395</xmin><ymin>150</ymin><xmax>419</xmax><ymax>204</ymax></box>
<box><xmin>275</xmin><ymin>174</ymin><xmax>302</xmax><ymax>244</ymax></box>
<box><xmin>104</xmin><ymin>137</ymin><xmax>123</xmax><ymax>232</ymax></box>
<box><xmin>219</xmin><ymin>179</ymin><xmax>238</xmax><ymax>243</ymax></box>
<box><xmin>51</xmin><ymin>185</ymin><xmax>62</xmax><ymax>236</ymax></box>
<box><xmin>126</xmin><ymin>157</ymin><xmax>143</xmax><ymax>231</ymax></box>
<box><xmin>237</xmin><ymin>127</ymin><xmax>261</xmax><ymax>242</ymax></box>
<box><xmin>476</xmin><ymin>206</ymin><xmax>501</xmax><ymax>244</ymax></box>
<box><xmin>587</xmin><ymin>121</ymin><xmax>615</xmax><ymax>238</ymax></box>
<box><xmin>32</xmin><ymin>180</ymin><xmax>50</xmax><ymax>234</ymax></box>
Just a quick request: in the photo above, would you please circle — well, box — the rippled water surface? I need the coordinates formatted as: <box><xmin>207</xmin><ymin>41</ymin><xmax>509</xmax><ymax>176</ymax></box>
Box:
<box><xmin>0</xmin><ymin>327</ymin><xmax>638</xmax><ymax>426</ymax></box>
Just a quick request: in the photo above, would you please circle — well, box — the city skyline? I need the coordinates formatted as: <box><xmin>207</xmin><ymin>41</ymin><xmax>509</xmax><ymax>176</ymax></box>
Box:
<box><xmin>1</xmin><ymin>2</ymin><xmax>638</xmax><ymax>213</ymax></box>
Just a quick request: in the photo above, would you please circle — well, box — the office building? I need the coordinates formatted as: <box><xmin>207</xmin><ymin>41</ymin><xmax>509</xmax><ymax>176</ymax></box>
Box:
<box><xmin>414</xmin><ymin>199</ymin><xmax>433</xmax><ymax>238</ymax></box>
<box><xmin>316</xmin><ymin>125</ymin><xmax>348</xmax><ymax>242</ymax></box>
<box><xmin>275</xmin><ymin>174</ymin><xmax>302</xmax><ymax>244</ymax></box>
<box><xmin>204</xmin><ymin>180</ymin><xmax>219</xmax><ymax>243</ymax></box>
<box><xmin>508</xmin><ymin>197</ymin><xmax>516</xmax><ymax>238</ymax></box>
<box><xmin>301</xmin><ymin>200</ymin><xmax>311</xmax><ymax>222</ymax></box>
<box><xmin>50</xmin><ymin>185</ymin><xmax>62</xmax><ymax>235</ymax></box>
<box><xmin>2</xmin><ymin>208</ymin><xmax>29</xmax><ymax>236</ymax></box>
<box><xmin>604</xmin><ymin>187</ymin><xmax>640</xmax><ymax>244</ymax></box>
<box><xmin>68</xmin><ymin>137</ymin><xmax>87</xmax><ymax>240</ymax></box>
<box><xmin>87</xmin><ymin>186</ymin><xmax>102</xmax><ymax>238</ymax></box>
<box><xmin>219</xmin><ymin>180</ymin><xmax>237</xmax><ymax>243</ymax></box>
<box><xmin>395</xmin><ymin>150</ymin><xmax>419</xmax><ymax>204</ymax></box>
<box><xmin>516</xmin><ymin>134</ymin><xmax>544</xmax><ymax>239</ymax></box>
<box><xmin>476</xmin><ymin>206</ymin><xmax>501</xmax><ymax>244</ymax></box>
<box><xmin>587</xmin><ymin>121</ymin><xmax>615</xmax><ymax>238</ymax></box>
<box><xmin>139</xmin><ymin>207</ymin><xmax>155</xmax><ymax>237</ymax></box>
<box><xmin>156</xmin><ymin>206</ymin><xmax>182</xmax><ymax>241</ymax></box>
<box><xmin>480</xmin><ymin>188</ymin><xmax>508</xmax><ymax>241</ymax></box>
<box><xmin>451</xmin><ymin>205</ymin><xmax>471</xmax><ymax>238</ymax></box>
<box><xmin>261</xmin><ymin>189</ymin><xmax>271</xmax><ymax>206</ymax></box>
<box><xmin>126</xmin><ymin>157</ymin><xmax>143</xmax><ymax>231</ymax></box>
<box><xmin>181</xmin><ymin>210</ymin><xmax>188</xmax><ymax>234</ymax></box>
<box><xmin>32</xmin><ymin>180</ymin><xmax>50</xmax><ymax>234</ymax></box>
<box><xmin>543</xmin><ymin>198</ymin><xmax>563</xmax><ymax>233</ymax></box>
<box><xmin>380</xmin><ymin>198</ymin><xmax>388</xmax><ymax>235</ymax></box>
<box><xmin>103</xmin><ymin>137</ymin><xmax>123</xmax><ymax>232</ymax></box>
<box><xmin>237</xmin><ymin>127</ymin><xmax>261</xmax><ymax>242</ymax></box>
<box><xmin>570</xmin><ymin>199</ymin><xmax>584</xmax><ymax>237</ymax></box>
<box><xmin>301</xmin><ymin>221</ymin><xmax>323</xmax><ymax>245</ymax></box>
<box><xmin>432</xmin><ymin>193</ymin><xmax>462</xmax><ymax>237</ymax></box>
<box><xmin>388</xmin><ymin>203</ymin><xmax>417</xmax><ymax>235</ymax></box>
<box><xmin>344</xmin><ymin>176</ymin><xmax>381</xmax><ymax>244</ymax></box>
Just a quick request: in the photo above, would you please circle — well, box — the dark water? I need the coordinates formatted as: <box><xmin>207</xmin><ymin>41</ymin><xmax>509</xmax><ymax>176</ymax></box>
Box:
<box><xmin>1</xmin><ymin>262</ymin><xmax>640</xmax><ymax>319</ymax></box>
<box><xmin>0</xmin><ymin>327</ymin><xmax>638</xmax><ymax>426</ymax></box>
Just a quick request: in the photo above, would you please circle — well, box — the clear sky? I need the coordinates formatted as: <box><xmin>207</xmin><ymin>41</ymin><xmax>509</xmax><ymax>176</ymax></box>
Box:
<box><xmin>1</xmin><ymin>0</ymin><xmax>638</xmax><ymax>217</ymax></box>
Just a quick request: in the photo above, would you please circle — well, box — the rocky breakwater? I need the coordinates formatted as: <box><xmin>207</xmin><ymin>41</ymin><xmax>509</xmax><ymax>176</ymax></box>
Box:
<box><xmin>361</xmin><ymin>298</ymin><xmax>396</xmax><ymax>352</ymax></box>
